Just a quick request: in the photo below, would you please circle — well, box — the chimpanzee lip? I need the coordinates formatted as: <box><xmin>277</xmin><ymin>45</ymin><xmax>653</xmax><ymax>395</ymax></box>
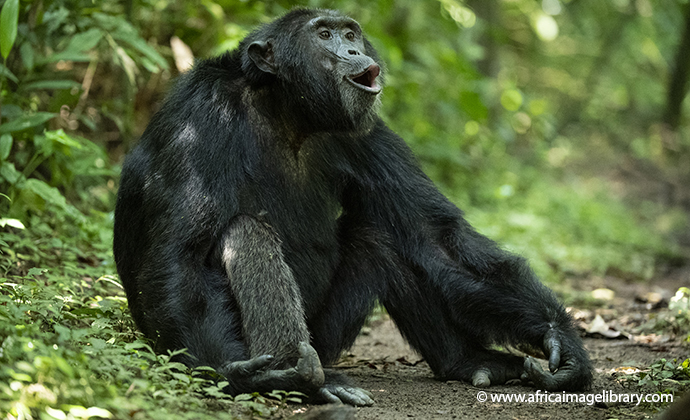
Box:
<box><xmin>346</xmin><ymin>64</ymin><xmax>381</xmax><ymax>94</ymax></box>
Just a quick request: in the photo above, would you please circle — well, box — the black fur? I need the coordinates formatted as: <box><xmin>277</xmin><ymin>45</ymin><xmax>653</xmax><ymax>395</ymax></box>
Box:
<box><xmin>114</xmin><ymin>8</ymin><xmax>592</xmax><ymax>406</ymax></box>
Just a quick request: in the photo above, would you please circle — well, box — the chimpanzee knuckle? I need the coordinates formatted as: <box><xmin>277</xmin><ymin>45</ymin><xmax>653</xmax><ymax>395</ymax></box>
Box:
<box><xmin>298</xmin><ymin>341</ymin><xmax>319</xmax><ymax>359</ymax></box>
<box><xmin>237</xmin><ymin>366</ymin><xmax>251</xmax><ymax>376</ymax></box>
<box><xmin>298</xmin><ymin>364</ymin><xmax>326</xmax><ymax>388</ymax></box>
<box><xmin>524</xmin><ymin>356</ymin><xmax>543</xmax><ymax>374</ymax></box>
<box><xmin>294</xmin><ymin>345</ymin><xmax>325</xmax><ymax>386</ymax></box>
<box><xmin>524</xmin><ymin>357</ymin><xmax>559</xmax><ymax>390</ymax></box>
<box><xmin>225</xmin><ymin>362</ymin><xmax>249</xmax><ymax>377</ymax></box>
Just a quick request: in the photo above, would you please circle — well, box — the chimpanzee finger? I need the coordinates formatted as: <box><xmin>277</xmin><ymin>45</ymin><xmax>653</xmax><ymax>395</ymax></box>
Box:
<box><xmin>295</xmin><ymin>341</ymin><xmax>325</xmax><ymax>386</ymax></box>
<box><xmin>226</xmin><ymin>355</ymin><xmax>274</xmax><ymax>376</ymax></box>
<box><xmin>524</xmin><ymin>356</ymin><xmax>558</xmax><ymax>391</ymax></box>
<box><xmin>543</xmin><ymin>329</ymin><xmax>562</xmax><ymax>373</ymax></box>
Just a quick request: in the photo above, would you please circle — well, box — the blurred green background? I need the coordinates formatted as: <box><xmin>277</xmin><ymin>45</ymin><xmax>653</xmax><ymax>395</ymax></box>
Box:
<box><xmin>3</xmin><ymin>0</ymin><xmax>689</xmax><ymax>282</ymax></box>
<box><xmin>1</xmin><ymin>0</ymin><xmax>690</xmax><ymax>417</ymax></box>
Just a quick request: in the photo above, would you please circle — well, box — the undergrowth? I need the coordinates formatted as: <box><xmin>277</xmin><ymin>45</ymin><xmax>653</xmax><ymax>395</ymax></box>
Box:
<box><xmin>0</xmin><ymin>216</ymin><xmax>284</xmax><ymax>419</ymax></box>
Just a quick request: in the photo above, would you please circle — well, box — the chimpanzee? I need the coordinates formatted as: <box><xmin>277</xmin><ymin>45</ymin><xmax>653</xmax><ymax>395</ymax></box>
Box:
<box><xmin>114</xmin><ymin>8</ymin><xmax>592</xmax><ymax>406</ymax></box>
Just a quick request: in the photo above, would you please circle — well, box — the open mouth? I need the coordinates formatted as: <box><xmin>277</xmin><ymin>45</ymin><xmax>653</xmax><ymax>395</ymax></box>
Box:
<box><xmin>346</xmin><ymin>64</ymin><xmax>381</xmax><ymax>94</ymax></box>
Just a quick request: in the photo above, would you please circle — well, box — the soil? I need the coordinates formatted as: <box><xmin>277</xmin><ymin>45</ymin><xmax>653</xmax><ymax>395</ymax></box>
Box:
<box><xmin>279</xmin><ymin>275</ymin><xmax>690</xmax><ymax>420</ymax></box>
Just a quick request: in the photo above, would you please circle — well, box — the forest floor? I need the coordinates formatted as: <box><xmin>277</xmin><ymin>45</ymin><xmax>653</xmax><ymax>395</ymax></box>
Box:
<box><xmin>275</xmin><ymin>273</ymin><xmax>690</xmax><ymax>420</ymax></box>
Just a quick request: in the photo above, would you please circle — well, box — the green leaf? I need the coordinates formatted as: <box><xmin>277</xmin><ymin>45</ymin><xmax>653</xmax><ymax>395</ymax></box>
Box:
<box><xmin>0</xmin><ymin>112</ymin><xmax>56</xmax><ymax>134</ymax></box>
<box><xmin>22</xmin><ymin>80</ymin><xmax>81</xmax><ymax>91</ymax></box>
<box><xmin>66</xmin><ymin>28</ymin><xmax>104</xmax><ymax>52</ymax></box>
<box><xmin>22</xmin><ymin>178</ymin><xmax>69</xmax><ymax>209</ymax></box>
<box><xmin>0</xmin><ymin>161</ymin><xmax>21</xmax><ymax>183</ymax></box>
<box><xmin>0</xmin><ymin>0</ymin><xmax>19</xmax><ymax>60</ymax></box>
<box><xmin>54</xmin><ymin>357</ymin><xmax>74</xmax><ymax>378</ymax></box>
<box><xmin>0</xmin><ymin>62</ymin><xmax>18</xmax><ymax>83</ymax></box>
<box><xmin>0</xmin><ymin>104</ymin><xmax>21</xmax><ymax>119</ymax></box>
<box><xmin>45</xmin><ymin>129</ymin><xmax>83</xmax><ymax>149</ymax></box>
<box><xmin>0</xmin><ymin>64</ymin><xmax>19</xmax><ymax>83</ymax></box>
<box><xmin>0</xmin><ymin>218</ymin><xmax>25</xmax><ymax>229</ymax></box>
<box><xmin>27</xmin><ymin>267</ymin><xmax>48</xmax><ymax>277</ymax></box>
<box><xmin>9</xmin><ymin>371</ymin><xmax>32</xmax><ymax>382</ymax></box>
<box><xmin>112</xmin><ymin>43</ymin><xmax>137</xmax><ymax>85</ymax></box>
<box><xmin>112</xmin><ymin>28</ymin><xmax>168</xmax><ymax>70</ymax></box>
<box><xmin>0</xmin><ymin>133</ymin><xmax>12</xmax><ymax>160</ymax></box>
<box><xmin>88</xmin><ymin>338</ymin><xmax>107</xmax><ymax>351</ymax></box>
<box><xmin>170</xmin><ymin>372</ymin><xmax>191</xmax><ymax>383</ymax></box>
<box><xmin>125</xmin><ymin>341</ymin><xmax>154</xmax><ymax>353</ymax></box>
<box><xmin>19</xmin><ymin>42</ymin><xmax>34</xmax><ymax>71</ymax></box>
<box><xmin>37</xmin><ymin>51</ymin><xmax>92</xmax><ymax>64</ymax></box>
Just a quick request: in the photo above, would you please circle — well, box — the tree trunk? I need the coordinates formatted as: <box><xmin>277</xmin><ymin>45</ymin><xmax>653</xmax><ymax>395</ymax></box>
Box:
<box><xmin>664</xmin><ymin>4</ymin><xmax>690</xmax><ymax>131</ymax></box>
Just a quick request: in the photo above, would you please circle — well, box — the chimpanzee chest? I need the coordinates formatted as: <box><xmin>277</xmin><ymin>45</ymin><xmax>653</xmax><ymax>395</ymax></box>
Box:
<box><xmin>237</xmin><ymin>174</ymin><xmax>343</xmax><ymax>315</ymax></box>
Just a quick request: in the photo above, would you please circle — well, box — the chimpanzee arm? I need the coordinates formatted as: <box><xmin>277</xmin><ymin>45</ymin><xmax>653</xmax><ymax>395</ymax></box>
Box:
<box><xmin>438</xmin><ymin>213</ymin><xmax>592</xmax><ymax>391</ymax></box>
<box><xmin>218</xmin><ymin>215</ymin><xmax>374</xmax><ymax>406</ymax></box>
<box><xmin>220</xmin><ymin>215</ymin><xmax>310</xmax><ymax>368</ymax></box>
<box><xmin>342</xmin><ymin>121</ymin><xmax>592</xmax><ymax>391</ymax></box>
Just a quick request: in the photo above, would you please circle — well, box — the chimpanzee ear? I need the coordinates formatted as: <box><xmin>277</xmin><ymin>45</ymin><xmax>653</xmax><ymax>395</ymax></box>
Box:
<box><xmin>247</xmin><ymin>41</ymin><xmax>276</xmax><ymax>74</ymax></box>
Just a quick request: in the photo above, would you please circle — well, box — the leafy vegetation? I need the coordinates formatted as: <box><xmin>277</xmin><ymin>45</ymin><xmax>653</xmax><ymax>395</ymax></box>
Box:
<box><xmin>0</xmin><ymin>264</ymin><xmax>290</xmax><ymax>419</ymax></box>
<box><xmin>637</xmin><ymin>287</ymin><xmax>690</xmax><ymax>343</ymax></box>
<box><xmin>620</xmin><ymin>358</ymin><xmax>690</xmax><ymax>407</ymax></box>
<box><xmin>638</xmin><ymin>358</ymin><xmax>690</xmax><ymax>393</ymax></box>
<box><xmin>1</xmin><ymin>0</ymin><xmax>690</xmax><ymax>418</ymax></box>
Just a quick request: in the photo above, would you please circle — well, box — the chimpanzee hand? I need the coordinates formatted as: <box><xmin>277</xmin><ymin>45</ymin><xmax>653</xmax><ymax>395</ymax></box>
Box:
<box><xmin>523</xmin><ymin>328</ymin><xmax>592</xmax><ymax>391</ymax></box>
<box><xmin>221</xmin><ymin>342</ymin><xmax>325</xmax><ymax>392</ymax></box>
<box><xmin>221</xmin><ymin>342</ymin><xmax>374</xmax><ymax>405</ymax></box>
<box><xmin>468</xmin><ymin>328</ymin><xmax>591</xmax><ymax>391</ymax></box>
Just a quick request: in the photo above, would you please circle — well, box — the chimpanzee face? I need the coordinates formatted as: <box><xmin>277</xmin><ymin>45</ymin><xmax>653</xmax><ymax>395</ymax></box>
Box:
<box><xmin>307</xmin><ymin>15</ymin><xmax>382</xmax><ymax>96</ymax></box>
<box><xmin>245</xmin><ymin>10</ymin><xmax>384</xmax><ymax>131</ymax></box>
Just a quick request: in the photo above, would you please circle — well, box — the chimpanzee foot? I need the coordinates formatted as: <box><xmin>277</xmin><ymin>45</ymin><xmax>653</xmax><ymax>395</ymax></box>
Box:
<box><xmin>468</xmin><ymin>353</ymin><xmax>526</xmax><ymax>387</ymax></box>
<box><xmin>317</xmin><ymin>384</ymin><xmax>374</xmax><ymax>406</ymax></box>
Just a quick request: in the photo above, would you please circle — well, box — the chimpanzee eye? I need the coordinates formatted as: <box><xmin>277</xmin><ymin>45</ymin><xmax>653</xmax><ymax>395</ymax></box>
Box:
<box><xmin>346</xmin><ymin>32</ymin><xmax>356</xmax><ymax>41</ymax></box>
<box><xmin>319</xmin><ymin>30</ymin><xmax>332</xmax><ymax>40</ymax></box>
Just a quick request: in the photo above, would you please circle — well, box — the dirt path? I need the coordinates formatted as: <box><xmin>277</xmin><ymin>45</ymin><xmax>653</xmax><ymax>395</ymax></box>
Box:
<box><xmin>334</xmin><ymin>319</ymin><xmax>686</xmax><ymax>419</ymax></box>
<box><xmin>283</xmin><ymin>276</ymin><xmax>689</xmax><ymax>419</ymax></box>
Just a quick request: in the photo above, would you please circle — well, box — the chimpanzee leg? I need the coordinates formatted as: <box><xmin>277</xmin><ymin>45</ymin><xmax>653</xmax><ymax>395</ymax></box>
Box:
<box><xmin>309</xmin><ymin>224</ymin><xmax>391</xmax><ymax>365</ymax></box>
<box><xmin>389</xmin><ymin>233</ymin><xmax>591</xmax><ymax>390</ymax></box>
<box><xmin>381</xmin><ymin>260</ymin><xmax>526</xmax><ymax>387</ymax></box>
<box><xmin>307</xmin><ymin>222</ymin><xmax>399</xmax><ymax>406</ymax></box>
